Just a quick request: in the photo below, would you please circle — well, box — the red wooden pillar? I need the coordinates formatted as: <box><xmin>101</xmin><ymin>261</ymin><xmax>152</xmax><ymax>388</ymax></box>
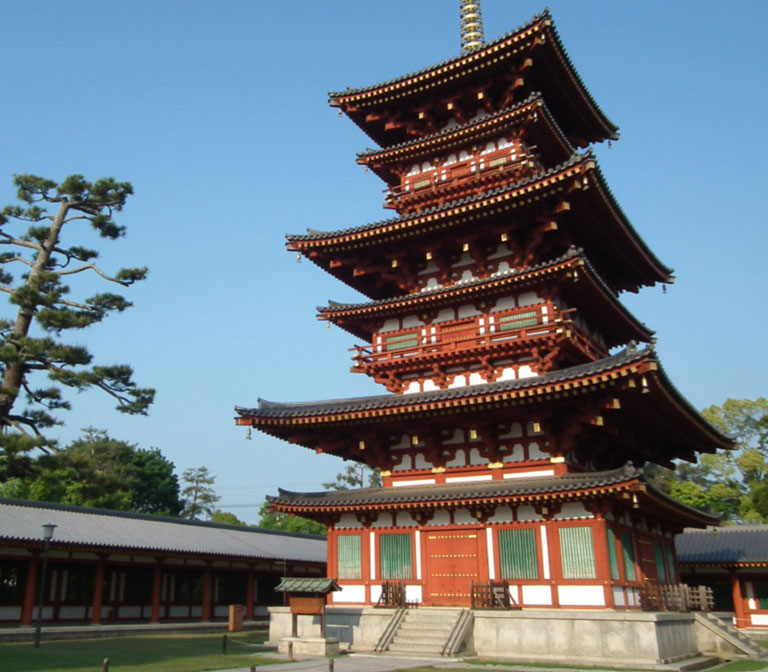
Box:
<box><xmin>591</xmin><ymin>514</ymin><xmax>614</xmax><ymax>608</ymax></box>
<box><xmin>91</xmin><ymin>556</ymin><xmax>106</xmax><ymax>624</ymax></box>
<box><xmin>245</xmin><ymin>567</ymin><xmax>255</xmax><ymax>620</ymax></box>
<box><xmin>731</xmin><ymin>572</ymin><xmax>748</xmax><ymax>628</ymax></box>
<box><xmin>150</xmin><ymin>562</ymin><xmax>162</xmax><ymax>623</ymax></box>
<box><xmin>545</xmin><ymin>515</ymin><xmax>560</xmax><ymax>608</ymax></box>
<box><xmin>21</xmin><ymin>554</ymin><xmax>39</xmax><ymax>626</ymax></box>
<box><xmin>202</xmin><ymin>564</ymin><xmax>213</xmax><ymax>621</ymax></box>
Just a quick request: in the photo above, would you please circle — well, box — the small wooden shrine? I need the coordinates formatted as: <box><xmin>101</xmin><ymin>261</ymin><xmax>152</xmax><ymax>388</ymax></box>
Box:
<box><xmin>237</xmin><ymin>8</ymin><xmax>732</xmax><ymax>611</ymax></box>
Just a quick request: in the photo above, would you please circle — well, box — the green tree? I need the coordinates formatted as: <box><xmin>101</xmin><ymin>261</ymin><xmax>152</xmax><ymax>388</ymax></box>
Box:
<box><xmin>322</xmin><ymin>463</ymin><xmax>381</xmax><ymax>491</ymax></box>
<box><xmin>655</xmin><ymin>398</ymin><xmax>768</xmax><ymax>522</ymax></box>
<box><xmin>0</xmin><ymin>428</ymin><xmax>182</xmax><ymax>514</ymax></box>
<box><xmin>210</xmin><ymin>509</ymin><xmax>247</xmax><ymax>526</ymax></box>
<box><xmin>181</xmin><ymin>466</ymin><xmax>220</xmax><ymax>520</ymax></box>
<box><xmin>0</xmin><ymin>174</ymin><xmax>153</xmax><ymax>465</ymax></box>
<box><xmin>256</xmin><ymin>501</ymin><xmax>326</xmax><ymax>535</ymax></box>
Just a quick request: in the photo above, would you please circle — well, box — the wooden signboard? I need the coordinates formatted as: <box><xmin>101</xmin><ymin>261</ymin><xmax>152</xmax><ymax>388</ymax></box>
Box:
<box><xmin>289</xmin><ymin>596</ymin><xmax>325</xmax><ymax>615</ymax></box>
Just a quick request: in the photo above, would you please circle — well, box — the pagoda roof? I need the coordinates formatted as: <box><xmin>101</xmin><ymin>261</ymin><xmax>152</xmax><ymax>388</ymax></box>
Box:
<box><xmin>329</xmin><ymin>11</ymin><xmax>618</xmax><ymax>148</ymax></box>
<box><xmin>287</xmin><ymin>153</ymin><xmax>673</xmax><ymax>297</ymax></box>
<box><xmin>357</xmin><ymin>93</ymin><xmax>574</xmax><ymax>186</ymax></box>
<box><xmin>236</xmin><ymin>346</ymin><xmax>732</xmax><ymax>466</ymax></box>
<box><xmin>317</xmin><ymin>247</ymin><xmax>654</xmax><ymax>348</ymax></box>
<box><xmin>267</xmin><ymin>462</ymin><xmax>719</xmax><ymax>529</ymax></box>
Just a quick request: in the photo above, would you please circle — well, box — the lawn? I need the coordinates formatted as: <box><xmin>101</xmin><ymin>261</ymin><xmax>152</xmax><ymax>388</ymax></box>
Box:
<box><xmin>402</xmin><ymin>660</ymin><xmax>768</xmax><ymax>672</ymax></box>
<box><xmin>0</xmin><ymin>630</ymin><xmax>283</xmax><ymax>672</ymax></box>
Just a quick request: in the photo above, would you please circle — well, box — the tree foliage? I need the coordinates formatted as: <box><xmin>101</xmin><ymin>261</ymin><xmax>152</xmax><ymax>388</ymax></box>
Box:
<box><xmin>256</xmin><ymin>501</ymin><xmax>326</xmax><ymax>535</ymax></box>
<box><xmin>322</xmin><ymin>463</ymin><xmax>381</xmax><ymax>491</ymax></box>
<box><xmin>0</xmin><ymin>427</ymin><xmax>182</xmax><ymax>514</ymax></box>
<box><xmin>0</xmin><ymin>174</ymin><xmax>153</xmax><ymax>461</ymax></box>
<box><xmin>180</xmin><ymin>466</ymin><xmax>220</xmax><ymax>520</ymax></box>
<box><xmin>210</xmin><ymin>509</ymin><xmax>247</xmax><ymax>526</ymax></box>
<box><xmin>652</xmin><ymin>398</ymin><xmax>768</xmax><ymax>522</ymax></box>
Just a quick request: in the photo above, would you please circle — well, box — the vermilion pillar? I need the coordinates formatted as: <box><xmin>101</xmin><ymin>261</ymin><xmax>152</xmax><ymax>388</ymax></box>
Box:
<box><xmin>21</xmin><ymin>554</ymin><xmax>39</xmax><ymax>626</ymax></box>
<box><xmin>150</xmin><ymin>562</ymin><xmax>162</xmax><ymax>623</ymax></box>
<box><xmin>731</xmin><ymin>572</ymin><xmax>748</xmax><ymax>628</ymax></box>
<box><xmin>91</xmin><ymin>557</ymin><xmax>106</xmax><ymax>624</ymax></box>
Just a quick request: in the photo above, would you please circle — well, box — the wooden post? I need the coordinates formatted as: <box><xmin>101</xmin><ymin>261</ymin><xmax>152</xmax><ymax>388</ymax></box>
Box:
<box><xmin>21</xmin><ymin>554</ymin><xmax>39</xmax><ymax>626</ymax></box>
<box><xmin>150</xmin><ymin>562</ymin><xmax>162</xmax><ymax>623</ymax></box>
<box><xmin>91</xmin><ymin>556</ymin><xmax>106</xmax><ymax>624</ymax></box>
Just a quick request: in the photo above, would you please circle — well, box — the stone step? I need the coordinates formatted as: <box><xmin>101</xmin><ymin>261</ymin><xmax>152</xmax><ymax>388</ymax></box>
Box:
<box><xmin>388</xmin><ymin>642</ymin><xmax>444</xmax><ymax>654</ymax></box>
<box><xmin>392</xmin><ymin>633</ymin><xmax>446</xmax><ymax>649</ymax></box>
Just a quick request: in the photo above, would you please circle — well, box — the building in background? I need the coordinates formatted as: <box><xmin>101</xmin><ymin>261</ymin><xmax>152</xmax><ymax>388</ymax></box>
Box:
<box><xmin>0</xmin><ymin>498</ymin><xmax>325</xmax><ymax>626</ymax></box>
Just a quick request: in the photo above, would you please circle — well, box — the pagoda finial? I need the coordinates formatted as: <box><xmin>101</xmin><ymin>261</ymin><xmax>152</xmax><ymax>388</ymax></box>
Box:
<box><xmin>460</xmin><ymin>0</ymin><xmax>485</xmax><ymax>54</ymax></box>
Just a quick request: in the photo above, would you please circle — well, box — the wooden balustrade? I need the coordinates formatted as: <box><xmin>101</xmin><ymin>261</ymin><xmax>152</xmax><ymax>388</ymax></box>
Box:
<box><xmin>640</xmin><ymin>582</ymin><xmax>714</xmax><ymax>612</ymax></box>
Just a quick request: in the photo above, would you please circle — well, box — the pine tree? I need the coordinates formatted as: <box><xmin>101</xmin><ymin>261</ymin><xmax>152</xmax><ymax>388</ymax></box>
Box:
<box><xmin>181</xmin><ymin>466</ymin><xmax>220</xmax><ymax>520</ymax></box>
<box><xmin>0</xmin><ymin>174</ymin><xmax>154</xmax><ymax>465</ymax></box>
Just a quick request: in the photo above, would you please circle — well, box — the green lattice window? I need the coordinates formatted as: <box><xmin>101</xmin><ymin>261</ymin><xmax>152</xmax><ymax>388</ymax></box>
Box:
<box><xmin>607</xmin><ymin>528</ymin><xmax>619</xmax><ymax>580</ymax></box>
<box><xmin>755</xmin><ymin>581</ymin><xmax>768</xmax><ymax>609</ymax></box>
<box><xmin>664</xmin><ymin>543</ymin><xmax>677</xmax><ymax>584</ymax></box>
<box><xmin>498</xmin><ymin>310</ymin><xmax>538</xmax><ymax>332</ymax></box>
<box><xmin>621</xmin><ymin>532</ymin><xmax>636</xmax><ymax>581</ymax></box>
<box><xmin>380</xmin><ymin>533</ymin><xmax>412</xmax><ymax>580</ymax></box>
<box><xmin>337</xmin><ymin>535</ymin><xmax>362</xmax><ymax>580</ymax></box>
<box><xmin>385</xmin><ymin>333</ymin><xmax>419</xmax><ymax>352</ymax></box>
<box><xmin>653</xmin><ymin>541</ymin><xmax>668</xmax><ymax>584</ymax></box>
<box><xmin>559</xmin><ymin>526</ymin><xmax>597</xmax><ymax>579</ymax></box>
<box><xmin>499</xmin><ymin>528</ymin><xmax>538</xmax><ymax>580</ymax></box>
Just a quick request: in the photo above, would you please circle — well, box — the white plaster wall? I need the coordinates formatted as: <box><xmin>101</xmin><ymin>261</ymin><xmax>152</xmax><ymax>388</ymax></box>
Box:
<box><xmin>522</xmin><ymin>585</ymin><xmax>552</xmax><ymax>605</ymax></box>
<box><xmin>554</xmin><ymin>502</ymin><xmax>593</xmax><ymax>520</ymax></box>
<box><xmin>469</xmin><ymin>448</ymin><xmax>485</xmax><ymax>465</ymax></box>
<box><xmin>503</xmin><ymin>469</ymin><xmax>555</xmax><ymax>480</ymax></box>
<box><xmin>445</xmin><ymin>449</ymin><xmax>466</xmax><ymax>467</ymax></box>
<box><xmin>337</xmin><ymin>513</ymin><xmax>363</xmax><ymax>528</ymax></box>
<box><xmin>517</xmin><ymin>505</ymin><xmax>542</xmax><ymax>521</ymax></box>
<box><xmin>518</xmin><ymin>291</ymin><xmax>540</xmax><ymax>306</ymax></box>
<box><xmin>488</xmin><ymin>506</ymin><xmax>514</xmax><ymax>523</ymax></box>
<box><xmin>558</xmin><ymin>585</ymin><xmax>606</xmax><ymax>607</ymax></box>
<box><xmin>332</xmin><ymin>585</ymin><xmax>366</xmax><ymax>603</ymax></box>
<box><xmin>750</xmin><ymin>614</ymin><xmax>768</xmax><ymax>626</ymax></box>
<box><xmin>426</xmin><ymin>510</ymin><xmax>451</xmax><ymax>526</ymax></box>
<box><xmin>528</xmin><ymin>442</ymin><xmax>546</xmax><ymax>459</ymax></box>
<box><xmin>446</xmin><ymin>474</ymin><xmax>493</xmax><ymax>484</ymax></box>
<box><xmin>405</xmin><ymin>585</ymin><xmax>423</xmax><ymax>604</ymax></box>
<box><xmin>453</xmin><ymin>509</ymin><xmax>476</xmax><ymax>525</ymax></box>
<box><xmin>391</xmin><ymin>478</ymin><xmax>435</xmax><ymax>488</ymax></box>
<box><xmin>395</xmin><ymin>512</ymin><xmax>416</xmax><ymax>527</ymax></box>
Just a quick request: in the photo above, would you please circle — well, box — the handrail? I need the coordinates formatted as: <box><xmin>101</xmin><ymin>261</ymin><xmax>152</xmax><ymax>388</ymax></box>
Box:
<box><xmin>352</xmin><ymin>319</ymin><xmax>605</xmax><ymax>368</ymax></box>
<box><xmin>372</xmin><ymin>606</ymin><xmax>407</xmax><ymax>653</ymax></box>
<box><xmin>442</xmin><ymin>609</ymin><xmax>474</xmax><ymax>656</ymax></box>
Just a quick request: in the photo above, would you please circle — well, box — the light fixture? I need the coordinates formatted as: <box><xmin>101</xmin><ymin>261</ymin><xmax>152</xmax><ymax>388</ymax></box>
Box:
<box><xmin>34</xmin><ymin>523</ymin><xmax>57</xmax><ymax>648</ymax></box>
<box><xmin>245</xmin><ymin>428</ymin><xmax>252</xmax><ymax>440</ymax></box>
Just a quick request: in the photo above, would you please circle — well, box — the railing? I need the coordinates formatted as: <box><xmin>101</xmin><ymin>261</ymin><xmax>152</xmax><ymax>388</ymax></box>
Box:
<box><xmin>352</xmin><ymin>319</ymin><xmax>606</xmax><ymax>369</ymax></box>
<box><xmin>386</xmin><ymin>155</ymin><xmax>539</xmax><ymax>211</ymax></box>
<box><xmin>471</xmin><ymin>580</ymin><xmax>520</xmax><ymax>610</ymax></box>
<box><xmin>641</xmin><ymin>582</ymin><xmax>714</xmax><ymax>612</ymax></box>
<box><xmin>376</xmin><ymin>581</ymin><xmax>406</xmax><ymax>608</ymax></box>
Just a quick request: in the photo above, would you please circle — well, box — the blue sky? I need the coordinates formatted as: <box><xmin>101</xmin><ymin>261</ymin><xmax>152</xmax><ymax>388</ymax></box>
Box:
<box><xmin>2</xmin><ymin>1</ymin><xmax>766</xmax><ymax>523</ymax></box>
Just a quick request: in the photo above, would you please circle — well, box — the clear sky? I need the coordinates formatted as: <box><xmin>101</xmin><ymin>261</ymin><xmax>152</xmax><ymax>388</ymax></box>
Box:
<box><xmin>1</xmin><ymin>1</ymin><xmax>766</xmax><ymax>523</ymax></box>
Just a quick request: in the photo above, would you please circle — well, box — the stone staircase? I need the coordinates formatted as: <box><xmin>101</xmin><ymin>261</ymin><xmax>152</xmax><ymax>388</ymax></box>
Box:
<box><xmin>381</xmin><ymin>607</ymin><xmax>470</xmax><ymax>656</ymax></box>
<box><xmin>694</xmin><ymin>612</ymin><xmax>767</xmax><ymax>659</ymax></box>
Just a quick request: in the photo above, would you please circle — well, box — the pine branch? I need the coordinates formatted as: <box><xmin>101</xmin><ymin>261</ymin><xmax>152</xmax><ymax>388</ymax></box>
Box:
<box><xmin>55</xmin><ymin>263</ymin><xmax>143</xmax><ymax>286</ymax></box>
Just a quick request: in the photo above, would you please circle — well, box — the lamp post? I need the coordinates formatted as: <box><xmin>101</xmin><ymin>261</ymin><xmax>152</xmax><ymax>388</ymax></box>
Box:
<box><xmin>33</xmin><ymin>523</ymin><xmax>56</xmax><ymax>648</ymax></box>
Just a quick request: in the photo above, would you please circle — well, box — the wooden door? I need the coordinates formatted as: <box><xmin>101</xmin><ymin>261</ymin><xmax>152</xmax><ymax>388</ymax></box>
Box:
<box><xmin>425</xmin><ymin>530</ymin><xmax>481</xmax><ymax>606</ymax></box>
<box><xmin>636</xmin><ymin>535</ymin><xmax>658</xmax><ymax>582</ymax></box>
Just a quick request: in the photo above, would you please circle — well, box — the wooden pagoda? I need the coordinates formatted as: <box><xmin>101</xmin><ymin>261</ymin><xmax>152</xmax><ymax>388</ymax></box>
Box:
<box><xmin>236</xmin><ymin>10</ymin><xmax>732</xmax><ymax>610</ymax></box>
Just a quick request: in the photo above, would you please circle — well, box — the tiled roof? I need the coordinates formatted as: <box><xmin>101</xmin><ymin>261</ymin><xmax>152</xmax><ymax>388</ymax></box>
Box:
<box><xmin>276</xmin><ymin>577</ymin><xmax>341</xmax><ymax>593</ymax></box>
<box><xmin>329</xmin><ymin>12</ymin><xmax>549</xmax><ymax>100</ymax></box>
<box><xmin>268</xmin><ymin>463</ymin><xmax>642</xmax><ymax>509</ymax></box>
<box><xmin>676</xmin><ymin>525</ymin><xmax>768</xmax><ymax>565</ymax></box>
<box><xmin>317</xmin><ymin>247</ymin><xmax>652</xmax><ymax>343</ymax></box>
<box><xmin>289</xmin><ymin>152</ymin><xmax>588</xmax><ymax>243</ymax></box>
<box><xmin>356</xmin><ymin>92</ymin><xmax>574</xmax><ymax>162</ymax></box>
<box><xmin>237</xmin><ymin>346</ymin><xmax>651</xmax><ymax>419</ymax></box>
<box><xmin>0</xmin><ymin>498</ymin><xmax>326</xmax><ymax>563</ymax></box>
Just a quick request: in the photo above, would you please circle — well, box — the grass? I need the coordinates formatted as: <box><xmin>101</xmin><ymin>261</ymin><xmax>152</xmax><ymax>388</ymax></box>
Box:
<box><xmin>0</xmin><ymin>630</ymin><xmax>285</xmax><ymax>672</ymax></box>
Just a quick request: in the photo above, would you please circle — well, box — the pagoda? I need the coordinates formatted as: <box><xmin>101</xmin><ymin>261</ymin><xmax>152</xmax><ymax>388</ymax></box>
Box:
<box><xmin>237</xmin><ymin>7</ymin><xmax>731</xmax><ymax>611</ymax></box>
